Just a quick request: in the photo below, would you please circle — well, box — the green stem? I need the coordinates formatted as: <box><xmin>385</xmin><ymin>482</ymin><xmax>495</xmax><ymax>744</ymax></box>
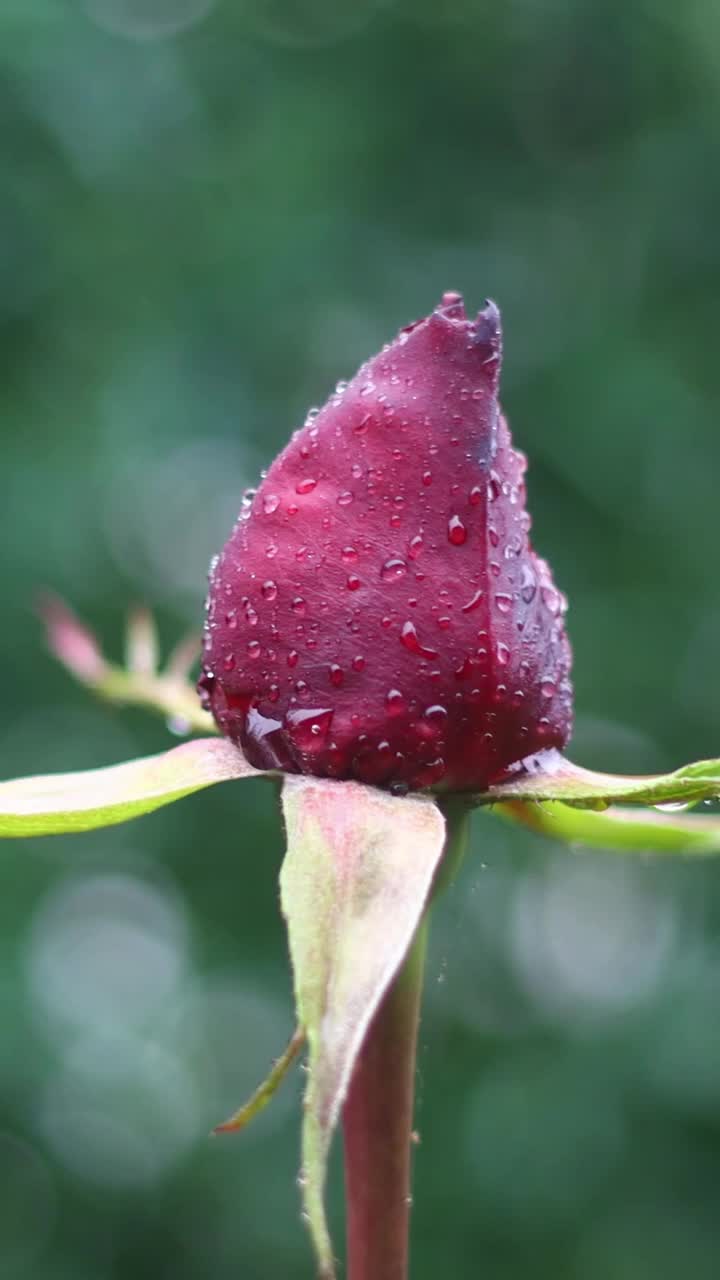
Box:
<box><xmin>341</xmin><ymin>799</ymin><xmax>470</xmax><ymax>1280</ymax></box>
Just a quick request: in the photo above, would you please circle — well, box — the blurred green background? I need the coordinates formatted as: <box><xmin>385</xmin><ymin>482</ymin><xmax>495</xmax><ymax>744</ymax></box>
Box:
<box><xmin>2</xmin><ymin>1</ymin><xmax>720</xmax><ymax>1277</ymax></box>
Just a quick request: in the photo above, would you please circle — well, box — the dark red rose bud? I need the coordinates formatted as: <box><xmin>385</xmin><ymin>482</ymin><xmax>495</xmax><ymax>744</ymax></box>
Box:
<box><xmin>199</xmin><ymin>293</ymin><xmax>572</xmax><ymax>792</ymax></box>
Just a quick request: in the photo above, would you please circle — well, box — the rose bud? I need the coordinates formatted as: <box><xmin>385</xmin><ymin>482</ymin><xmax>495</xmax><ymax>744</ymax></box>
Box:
<box><xmin>199</xmin><ymin>292</ymin><xmax>572</xmax><ymax>793</ymax></box>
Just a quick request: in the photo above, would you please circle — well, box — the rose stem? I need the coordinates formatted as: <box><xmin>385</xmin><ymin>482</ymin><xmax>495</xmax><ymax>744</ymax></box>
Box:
<box><xmin>341</xmin><ymin>799</ymin><xmax>471</xmax><ymax>1280</ymax></box>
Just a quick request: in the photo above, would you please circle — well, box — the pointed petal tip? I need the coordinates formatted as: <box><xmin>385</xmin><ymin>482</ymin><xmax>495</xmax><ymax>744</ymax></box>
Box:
<box><xmin>438</xmin><ymin>289</ymin><xmax>466</xmax><ymax>317</ymax></box>
<box><xmin>475</xmin><ymin>297</ymin><xmax>502</xmax><ymax>349</ymax></box>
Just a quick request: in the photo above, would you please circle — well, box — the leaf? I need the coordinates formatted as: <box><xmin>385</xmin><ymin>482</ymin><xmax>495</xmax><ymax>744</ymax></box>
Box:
<box><xmin>213</xmin><ymin>1025</ymin><xmax>305</xmax><ymax>1135</ymax></box>
<box><xmin>495</xmin><ymin>799</ymin><xmax>720</xmax><ymax>855</ymax></box>
<box><xmin>0</xmin><ymin>738</ymin><xmax>260</xmax><ymax>837</ymax></box>
<box><xmin>280</xmin><ymin>776</ymin><xmax>445</xmax><ymax>1279</ymax></box>
<box><xmin>481</xmin><ymin>747</ymin><xmax>720</xmax><ymax>808</ymax></box>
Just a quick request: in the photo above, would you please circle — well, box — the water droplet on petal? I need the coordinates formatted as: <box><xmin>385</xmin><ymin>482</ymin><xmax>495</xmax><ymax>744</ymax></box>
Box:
<box><xmin>385</xmin><ymin>689</ymin><xmax>405</xmax><ymax>715</ymax></box>
<box><xmin>346</xmin><ymin>574</ymin><xmax>361</xmax><ymax>591</ymax></box>
<box><xmin>381</xmin><ymin>558</ymin><xmax>408</xmax><ymax>582</ymax></box>
<box><xmin>520</xmin><ymin>565</ymin><xmax>537</xmax><ymax>604</ymax></box>
<box><xmin>342</xmin><ymin>547</ymin><xmax>358</xmax><ymax>564</ymax></box>
<box><xmin>352</xmin><ymin>655</ymin><xmax>366</xmax><ymax>672</ymax></box>
<box><xmin>285</xmin><ymin>707</ymin><xmax>334</xmax><ymax>748</ymax></box>
<box><xmin>337</xmin><ymin>491</ymin><xmax>354</xmax><ymax>507</ymax></box>
<box><xmin>448</xmin><ymin>515</ymin><xmax>467</xmax><ymax>545</ymax></box>
<box><xmin>329</xmin><ymin>664</ymin><xmax>344</xmax><ymax>687</ymax></box>
<box><xmin>247</xmin><ymin>640</ymin><xmax>261</xmax><ymax>660</ymax></box>
<box><xmin>292</xmin><ymin>597</ymin><xmax>306</xmax><ymax>615</ymax></box>
<box><xmin>263</xmin><ymin>493</ymin><xmax>280</xmax><ymax>515</ymax></box>
<box><xmin>496</xmin><ymin>641</ymin><xmax>510</xmax><ymax>666</ymax></box>
<box><xmin>400</xmin><ymin>621</ymin><xmax>438</xmax><ymax>659</ymax></box>
<box><xmin>461</xmin><ymin>589</ymin><xmax>484</xmax><ymax>613</ymax></box>
<box><xmin>296</xmin><ymin>477</ymin><xmax>317</xmax><ymax>495</ymax></box>
<box><xmin>495</xmin><ymin>593</ymin><xmax>512</xmax><ymax>614</ymax></box>
<box><xmin>262</xmin><ymin>580</ymin><xmax>277</xmax><ymax>601</ymax></box>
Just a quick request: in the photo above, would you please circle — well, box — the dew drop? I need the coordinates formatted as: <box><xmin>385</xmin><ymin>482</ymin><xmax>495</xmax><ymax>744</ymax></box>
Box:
<box><xmin>653</xmin><ymin>800</ymin><xmax>692</xmax><ymax>813</ymax></box>
<box><xmin>496</xmin><ymin>641</ymin><xmax>510</xmax><ymax>666</ymax></box>
<box><xmin>381</xmin><ymin>558</ymin><xmax>408</xmax><ymax>582</ymax></box>
<box><xmin>337</xmin><ymin>491</ymin><xmax>354</xmax><ymax>507</ymax></box>
<box><xmin>422</xmin><ymin>470</ymin><xmax>433</xmax><ymax>487</ymax></box>
<box><xmin>415</xmin><ymin>757</ymin><xmax>446</xmax><ymax>786</ymax></box>
<box><xmin>400</xmin><ymin>621</ymin><xmax>438</xmax><ymax>659</ymax></box>
<box><xmin>292</xmin><ymin>597</ymin><xmax>306</xmax><ymax>615</ymax></box>
<box><xmin>296</xmin><ymin>477</ymin><xmax>317</xmax><ymax>495</ymax></box>
<box><xmin>247</xmin><ymin>640</ymin><xmax>261</xmax><ymax>660</ymax></box>
<box><xmin>448</xmin><ymin>515</ymin><xmax>467</xmax><ymax>546</ymax></box>
<box><xmin>437</xmin><ymin>616</ymin><xmax>452</xmax><ymax>629</ymax></box>
<box><xmin>263</xmin><ymin>493</ymin><xmax>280</xmax><ymax>515</ymax></box>
<box><xmin>225</xmin><ymin>610</ymin><xmax>238</xmax><ymax>629</ymax></box>
<box><xmin>520</xmin><ymin>565</ymin><xmax>537</xmax><ymax>604</ymax></box>
<box><xmin>347</xmin><ymin>574</ymin><xmax>361</xmax><ymax>591</ymax></box>
<box><xmin>488</xmin><ymin>526</ymin><xmax>499</xmax><ymax>547</ymax></box>
<box><xmin>354</xmin><ymin>413</ymin><xmax>372</xmax><ymax>436</ymax></box>
<box><xmin>285</xmin><ymin>707</ymin><xmax>334</xmax><ymax>748</ymax></box>
<box><xmin>262</xmin><ymin>580</ymin><xmax>278</xmax><ymax>601</ymax></box>
<box><xmin>541</xmin><ymin>586</ymin><xmax>561</xmax><ymax>615</ymax></box>
<box><xmin>469</xmin><ymin>485</ymin><xmax>483</xmax><ymax>506</ymax></box>
<box><xmin>488</xmin><ymin>471</ymin><xmax>502</xmax><ymax>500</ymax></box>
<box><xmin>287</xmin><ymin>650</ymin><xmax>299</xmax><ymax>668</ymax></box>
<box><xmin>352</xmin><ymin>655</ymin><xmax>366</xmax><ymax>672</ymax></box>
<box><xmin>540</xmin><ymin>679</ymin><xmax>556</xmax><ymax>699</ymax></box>
<box><xmin>223</xmin><ymin>653</ymin><xmax>236</xmax><ymax>671</ymax></box>
<box><xmin>341</xmin><ymin>547</ymin><xmax>358</xmax><ymax>564</ymax></box>
<box><xmin>385</xmin><ymin>689</ymin><xmax>406</xmax><ymax>715</ymax></box>
<box><xmin>424</xmin><ymin>704</ymin><xmax>448</xmax><ymax>728</ymax></box>
<box><xmin>461</xmin><ymin>589</ymin><xmax>484</xmax><ymax>614</ymax></box>
<box><xmin>495</xmin><ymin>593</ymin><xmax>513</xmax><ymax>614</ymax></box>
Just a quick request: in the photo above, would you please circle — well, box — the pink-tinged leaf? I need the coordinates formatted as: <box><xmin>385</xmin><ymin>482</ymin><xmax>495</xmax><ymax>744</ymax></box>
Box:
<box><xmin>38</xmin><ymin>592</ymin><xmax>108</xmax><ymax>683</ymax></box>
<box><xmin>495</xmin><ymin>798</ymin><xmax>720</xmax><ymax>855</ymax></box>
<box><xmin>0</xmin><ymin>738</ymin><xmax>260</xmax><ymax>837</ymax></box>
<box><xmin>125</xmin><ymin>605</ymin><xmax>159</xmax><ymax>676</ymax></box>
<box><xmin>279</xmin><ymin>777</ymin><xmax>445</xmax><ymax>1279</ymax></box>
<box><xmin>481</xmin><ymin>748</ymin><xmax>720</xmax><ymax>808</ymax></box>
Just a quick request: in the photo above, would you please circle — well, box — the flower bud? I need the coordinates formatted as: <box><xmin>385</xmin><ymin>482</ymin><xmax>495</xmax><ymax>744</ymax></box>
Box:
<box><xmin>200</xmin><ymin>293</ymin><xmax>572</xmax><ymax>792</ymax></box>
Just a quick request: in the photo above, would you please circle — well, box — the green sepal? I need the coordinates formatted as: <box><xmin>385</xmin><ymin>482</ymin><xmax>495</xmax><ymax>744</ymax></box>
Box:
<box><xmin>481</xmin><ymin>748</ymin><xmax>720</xmax><ymax>809</ymax></box>
<box><xmin>279</xmin><ymin>776</ymin><xmax>446</xmax><ymax>1279</ymax></box>
<box><xmin>495</xmin><ymin>798</ymin><xmax>720</xmax><ymax>855</ymax></box>
<box><xmin>0</xmin><ymin>738</ymin><xmax>260</xmax><ymax>837</ymax></box>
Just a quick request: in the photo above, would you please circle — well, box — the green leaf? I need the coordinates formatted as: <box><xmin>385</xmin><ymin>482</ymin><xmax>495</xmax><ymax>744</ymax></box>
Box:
<box><xmin>280</xmin><ymin>776</ymin><xmax>445</xmax><ymax>1279</ymax></box>
<box><xmin>481</xmin><ymin>747</ymin><xmax>720</xmax><ymax>808</ymax></box>
<box><xmin>494</xmin><ymin>799</ymin><xmax>720</xmax><ymax>855</ymax></box>
<box><xmin>0</xmin><ymin>738</ymin><xmax>260</xmax><ymax>837</ymax></box>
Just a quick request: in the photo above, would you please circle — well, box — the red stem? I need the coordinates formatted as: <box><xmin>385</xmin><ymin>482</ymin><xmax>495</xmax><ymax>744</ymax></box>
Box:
<box><xmin>341</xmin><ymin>919</ymin><xmax>427</xmax><ymax>1280</ymax></box>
